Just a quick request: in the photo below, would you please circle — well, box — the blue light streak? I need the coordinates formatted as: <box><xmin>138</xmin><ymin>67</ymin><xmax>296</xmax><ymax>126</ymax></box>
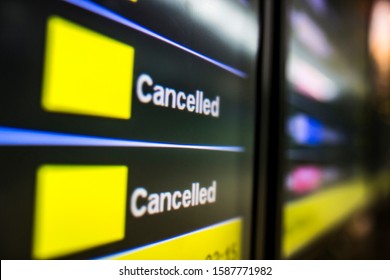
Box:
<box><xmin>0</xmin><ymin>126</ymin><xmax>244</xmax><ymax>152</ymax></box>
<box><xmin>63</xmin><ymin>0</ymin><xmax>247</xmax><ymax>78</ymax></box>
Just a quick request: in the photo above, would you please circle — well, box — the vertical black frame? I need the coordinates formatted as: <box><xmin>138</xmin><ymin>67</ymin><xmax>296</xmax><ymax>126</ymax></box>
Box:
<box><xmin>252</xmin><ymin>0</ymin><xmax>288</xmax><ymax>259</ymax></box>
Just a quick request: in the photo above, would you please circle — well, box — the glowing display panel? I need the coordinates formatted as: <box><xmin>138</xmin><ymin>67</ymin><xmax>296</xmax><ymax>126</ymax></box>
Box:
<box><xmin>0</xmin><ymin>0</ymin><xmax>258</xmax><ymax>259</ymax></box>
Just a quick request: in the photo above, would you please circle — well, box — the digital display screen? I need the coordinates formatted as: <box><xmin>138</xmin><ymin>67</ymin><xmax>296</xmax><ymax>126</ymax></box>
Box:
<box><xmin>0</xmin><ymin>0</ymin><xmax>259</xmax><ymax>259</ymax></box>
<box><xmin>282</xmin><ymin>0</ymin><xmax>373</xmax><ymax>258</ymax></box>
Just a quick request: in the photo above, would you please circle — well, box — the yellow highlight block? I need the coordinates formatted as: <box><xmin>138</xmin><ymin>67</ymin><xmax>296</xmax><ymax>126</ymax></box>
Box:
<box><xmin>33</xmin><ymin>165</ymin><xmax>128</xmax><ymax>259</ymax></box>
<box><xmin>42</xmin><ymin>16</ymin><xmax>134</xmax><ymax>119</ymax></box>
<box><xmin>107</xmin><ymin>218</ymin><xmax>242</xmax><ymax>260</ymax></box>
<box><xmin>283</xmin><ymin>179</ymin><xmax>367</xmax><ymax>258</ymax></box>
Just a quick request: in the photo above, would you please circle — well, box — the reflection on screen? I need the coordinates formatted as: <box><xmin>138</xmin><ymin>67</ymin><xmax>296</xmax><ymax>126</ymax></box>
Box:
<box><xmin>282</xmin><ymin>0</ymin><xmax>374</xmax><ymax>258</ymax></box>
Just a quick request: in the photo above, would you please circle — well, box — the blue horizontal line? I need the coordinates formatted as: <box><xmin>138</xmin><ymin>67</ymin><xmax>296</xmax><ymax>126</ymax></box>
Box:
<box><xmin>0</xmin><ymin>126</ymin><xmax>244</xmax><ymax>152</ymax></box>
<box><xmin>64</xmin><ymin>0</ymin><xmax>247</xmax><ymax>78</ymax></box>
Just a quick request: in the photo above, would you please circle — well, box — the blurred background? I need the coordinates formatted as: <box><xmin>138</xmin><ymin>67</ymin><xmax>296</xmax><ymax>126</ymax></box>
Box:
<box><xmin>280</xmin><ymin>0</ymin><xmax>390</xmax><ymax>259</ymax></box>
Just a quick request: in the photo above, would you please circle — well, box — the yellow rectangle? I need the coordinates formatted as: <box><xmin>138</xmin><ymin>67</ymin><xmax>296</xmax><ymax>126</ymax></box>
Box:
<box><xmin>33</xmin><ymin>165</ymin><xmax>128</xmax><ymax>259</ymax></box>
<box><xmin>42</xmin><ymin>16</ymin><xmax>134</xmax><ymax>119</ymax></box>
<box><xmin>105</xmin><ymin>218</ymin><xmax>242</xmax><ymax>260</ymax></box>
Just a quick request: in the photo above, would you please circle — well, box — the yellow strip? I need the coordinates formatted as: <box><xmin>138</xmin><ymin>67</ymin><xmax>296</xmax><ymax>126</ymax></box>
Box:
<box><xmin>283</xmin><ymin>178</ymin><xmax>367</xmax><ymax>258</ymax></box>
<box><xmin>106</xmin><ymin>218</ymin><xmax>242</xmax><ymax>260</ymax></box>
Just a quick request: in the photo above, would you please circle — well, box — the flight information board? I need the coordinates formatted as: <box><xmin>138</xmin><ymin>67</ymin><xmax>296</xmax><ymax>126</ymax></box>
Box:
<box><xmin>281</xmin><ymin>0</ymin><xmax>371</xmax><ymax>258</ymax></box>
<box><xmin>0</xmin><ymin>0</ymin><xmax>259</xmax><ymax>259</ymax></box>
